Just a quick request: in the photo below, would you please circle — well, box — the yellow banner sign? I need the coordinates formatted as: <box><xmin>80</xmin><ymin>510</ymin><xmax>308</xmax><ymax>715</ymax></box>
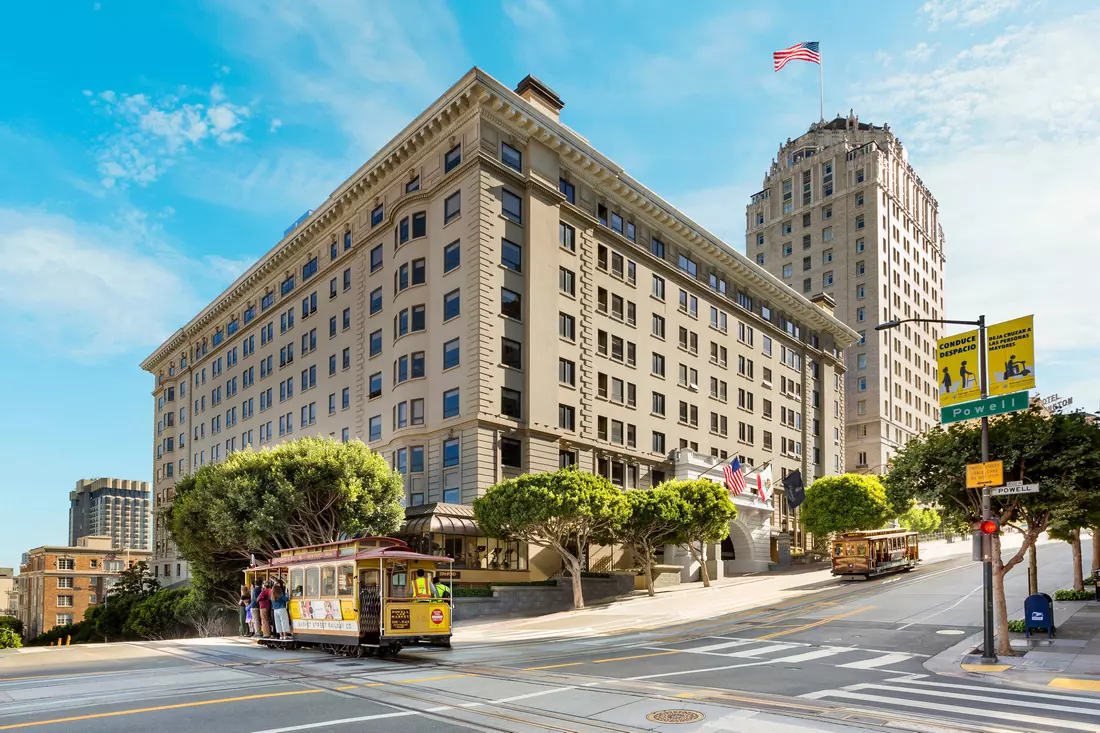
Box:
<box><xmin>937</xmin><ymin>329</ymin><xmax>981</xmax><ymax>408</ymax></box>
<box><xmin>966</xmin><ymin>460</ymin><xmax>1003</xmax><ymax>489</ymax></box>
<box><xmin>987</xmin><ymin>315</ymin><xmax>1035</xmax><ymax>397</ymax></box>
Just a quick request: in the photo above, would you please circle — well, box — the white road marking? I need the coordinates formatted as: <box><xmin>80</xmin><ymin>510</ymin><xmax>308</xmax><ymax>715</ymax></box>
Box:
<box><xmin>846</xmin><ymin>683</ymin><xmax>1100</xmax><ymax>717</ymax></box>
<box><xmin>724</xmin><ymin>643</ymin><xmax>799</xmax><ymax>657</ymax></box>
<box><xmin>896</xmin><ymin>581</ymin><xmax>984</xmax><ymax>631</ymax></box>
<box><xmin>837</xmin><ymin>653</ymin><xmax>914</xmax><ymax>669</ymax></box>
<box><xmin>884</xmin><ymin>676</ymin><xmax>1100</xmax><ymax>705</ymax></box>
<box><xmin>682</xmin><ymin>639</ymin><xmax>760</xmax><ymax>653</ymax></box>
<box><xmin>768</xmin><ymin>648</ymin><xmax>851</xmax><ymax>664</ymax></box>
<box><xmin>806</xmin><ymin>690</ymin><xmax>1100</xmax><ymax>732</ymax></box>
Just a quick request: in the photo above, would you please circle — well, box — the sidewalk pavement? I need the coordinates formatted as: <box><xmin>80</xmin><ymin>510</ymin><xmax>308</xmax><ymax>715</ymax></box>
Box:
<box><xmin>453</xmin><ymin>534</ymin><xmax>1051</xmax><ymax>644</ymax></box>
<box><xmin>928</xmin><ymin>598</ymin><xmax>1100</xmax><ymax>693</ymax></box>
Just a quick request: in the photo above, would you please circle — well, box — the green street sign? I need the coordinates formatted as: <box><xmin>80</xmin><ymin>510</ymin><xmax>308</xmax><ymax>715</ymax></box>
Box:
<box><xmin>941</xmin><ymin>391</ymin><xmax>1030</xmax><ymax>425</ymax></box>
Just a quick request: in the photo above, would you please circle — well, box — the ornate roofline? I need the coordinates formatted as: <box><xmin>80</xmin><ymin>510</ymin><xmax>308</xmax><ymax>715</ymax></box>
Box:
<box><xmin>142</xmin><ymin>67</ymin><xmax>857</xmax><ymax>373</ymax></box>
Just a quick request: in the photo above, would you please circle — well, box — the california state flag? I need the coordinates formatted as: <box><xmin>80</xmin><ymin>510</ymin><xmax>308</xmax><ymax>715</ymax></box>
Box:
<box><xmin>755</xmin><ymin>465</ymin><xmax>774</xmax><ymax>503</ymax></box>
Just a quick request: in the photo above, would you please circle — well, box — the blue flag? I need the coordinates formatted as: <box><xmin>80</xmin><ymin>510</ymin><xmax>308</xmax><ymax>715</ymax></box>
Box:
<box><xmin>783</xmin><ymin>470</ymin><xmax>806</xmax><ymax>511</ymax></box>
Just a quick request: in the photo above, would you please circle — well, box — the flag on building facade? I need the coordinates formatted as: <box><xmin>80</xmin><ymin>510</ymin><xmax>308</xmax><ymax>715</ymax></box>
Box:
<box><xmin>783</xmin><ymin>470</ymin><xmax>806</xmax><ymax>510</ymax></box>
<box><xmin>774</xmin><ymin>41</ymin><xmax>821</xmax><ymax>71</ymax></box>
<box><xmin>754</xmin><ymin>465</ymin><xmax>774</xmax><ymax>503</ymax></box>
<box><xmin>723</xmin><ymin>457</ymin><xmax>747</xmax><ymax>496</ymax></box>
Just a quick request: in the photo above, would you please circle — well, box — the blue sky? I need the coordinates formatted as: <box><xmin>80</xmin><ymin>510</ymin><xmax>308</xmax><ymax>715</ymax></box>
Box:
<box><xmin>1</xmin><ymin>0</ymin><xmax>1097</xmax><ymax>571</ymax></box>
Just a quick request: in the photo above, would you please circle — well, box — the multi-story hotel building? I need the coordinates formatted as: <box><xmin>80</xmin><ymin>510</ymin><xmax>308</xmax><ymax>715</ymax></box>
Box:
<box><xmin>16</xmin><ymin>536</ymin><xmax>149</xmax><ymax>640</ymax></box>
<box><xmin>141</xmin><ymin>69</ymin><xmax>858</xmax><ymax>584</ymax></box>
<box><xmin>746</xmin><ymin>113</ymin><xmax>946</xmax><ymax>474</ymax></box>
<box><xmin>69</xmin><ymin>477</ymin><xmax>152</xmax><ymax>551</ymax></box>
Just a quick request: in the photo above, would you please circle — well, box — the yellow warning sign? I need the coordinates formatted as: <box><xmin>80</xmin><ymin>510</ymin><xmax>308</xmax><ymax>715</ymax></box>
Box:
<box><xmin>966</xmin><ymin>461</ymin><xmax>1003</xmax><ymax>489</ymax></box>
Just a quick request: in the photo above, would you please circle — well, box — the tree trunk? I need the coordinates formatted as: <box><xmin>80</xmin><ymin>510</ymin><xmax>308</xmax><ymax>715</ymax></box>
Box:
<box><xmin>687</xmin><ymin>542</ymin><xmax>711</xmax><ymax>587</ymax></box>
<box><xmin>643</xmin><ymin>547</ymin><xmax>655</xmax><ymax>597</ymax></box>
<box><xmin>567</xmin><ymin>555</ymin><xmax>585</xmax><ymax>609</ymax></box>
<box><xmin>1071</xmin><ymin>530</ymin><xmax>1084</xmax><ymax>592</ymax></box>
<box><xmin>1092</xmin><ymin>527</ymin><xmax>1100</xmax><ymax>578</ymax></box>
<box><xmin>1028</xmin><ymin>543</ymin><xmax>1038</xmax><ymax>597</ymax></box>
<box><xmin>991</xmin><ymin>533</ymin><xmax>1015</xmax><ymax>657</ymax></box>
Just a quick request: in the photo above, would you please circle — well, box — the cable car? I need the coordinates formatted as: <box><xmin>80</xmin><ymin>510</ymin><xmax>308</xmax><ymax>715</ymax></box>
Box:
<box><xmin>832</xmin><ymin>529</ymin><xmax>920</xmax><ymax>579</ymax></box>
<box><xmin>243</xmin><ymin>536</ymin><xmax>453</xmax><ymax>656</ymax></box>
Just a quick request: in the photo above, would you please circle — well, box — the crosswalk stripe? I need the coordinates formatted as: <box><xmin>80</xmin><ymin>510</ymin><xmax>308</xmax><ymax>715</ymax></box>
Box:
<box><xmin>837</xmin><ymin>653</ymin><xmax>913</xmax><ymax>669</ymax></box>
<box><xmin>812</xmin><ymin>690</ymin><xmax>1100</xmax><ymax>732</ymax></box>
<box><xmin>724</xmin><ymin>643</ymin><xmax>799</xmax><ymax>657</ymax></box>
<box><xmin>850</xmin><ymin>683</ymin><xmax>1100</xmax><ymax>717</ymax></box>
<box><xmin>886</xmin><ymin>676</ymin><xmax>1100</xmax><ymax>706</ymax></box>
<box><xmin>768</xmin><ymin>648</ymin><xmax>848</xmax><ymax>664</ymax></box>
<box><xmin>682</xmin><ymin>639</ymin><xmax>759</xmax><ymax>653</ymax></box>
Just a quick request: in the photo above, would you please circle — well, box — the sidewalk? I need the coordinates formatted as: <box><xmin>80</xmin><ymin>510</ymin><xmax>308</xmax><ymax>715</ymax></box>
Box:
<box><xmin>453</xmin><ymin>535</ymin><xmax>1031</xmax><ymax>644</ymax></box>
<box><xmin>929</xmin><ymin>599</ymin><xmax>1100</xmax><ymax>693</ymax></box>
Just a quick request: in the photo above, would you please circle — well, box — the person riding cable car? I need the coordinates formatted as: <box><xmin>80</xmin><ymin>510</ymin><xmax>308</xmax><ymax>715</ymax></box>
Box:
<box><xmin>412</xmin><ymin>568</ymin><xmax>433</xmax><ymax>599</ymax></box>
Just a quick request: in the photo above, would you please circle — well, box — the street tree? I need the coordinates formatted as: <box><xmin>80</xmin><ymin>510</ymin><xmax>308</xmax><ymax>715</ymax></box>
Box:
<box><xmin>87</xmin><ymin>561</ymin><xmax>159</xmax><ymax>640</ymax></box>
<box><xmin>885</xmin><ymin>408</ymin><xmax>1100</xmax><ymax>655</ymax></box>
<box><xmin>897</xmin><ymin>504</ymin><xmax>942</xmax><ymax>536</ymax></box>
<box><xmin>169</xmin><ymin>437</ymin><xmax>405</xmax><ymax>604</ymax></box>
<box><xmin>474</xmin><ymin>468</ymin><xmax>628</xmax><ymax>609</ymax></box>
<box><xmin>662</xmin><ymin>479</ymin><xmax>737</xmax><ymax>588</ymax></box>
<box><xmin>616</xmin><ymin>486</ymin><xmax>688</xmax><ymax>596</ymax></box>
<box><xmin>800</xmin><ymin>474</ymin><xmax>891</xmax><ymax>538</ymax></box>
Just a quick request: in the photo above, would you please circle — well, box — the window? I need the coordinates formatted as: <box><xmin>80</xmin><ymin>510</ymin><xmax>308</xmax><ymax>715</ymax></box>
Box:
<box><xmin>857</xmin><ymin>284</ymin><xmax>866</xmax><ymax>299</ymax></box>
<box><xmin>823</xmin><ymin>206</ymin><xmax>833</xmax><ymax>221</ymax></box>
<box><xmin>343</xmin><ymin>347</ymin><xmax>351</xmax><ymax>370</ymax></box>
<box><xmin>399</xmin><ymin>216</ymin><xmax>410</xmax><ymax>244</ymax></box>
<box><xmin>652</xmin><ymin>275</ymin><xmax>665</xmax><ymax>300</ymax></box>
<box><xmin>559</xmin><ymin>178</ymin><xmax>575</xmax><ymax>204</ymax></box>
<box><xmin>443</xmin><ymin>289</ymin><xmax>461</xmax><ymax>321</ymax></box>
<box><xmin>502</xmin><ymin>142</ymin><xmax>522</xmax><ymax>171</ymax></box>
<box><xmin>559</xmin><ymin>404</ymin><xmax>575</xmax><ymax>431</ymax></box>
<box><xmin>559</xmin><ymin>222</ymin><xmax>575</xmax><ymax>251</ymax></box>
<box><xmin>444</xmin><ymin>191</ymin><xmax>461</xmax><ymax>224</ymax></box>
<box><xmin>501</xmin><ymin>288</ymin><xmax>521</xmax><ymax>320</ymax></box>
<box><xmin>501</xmin><ymin>387</ymin><xmax>522</xmax><ymax>419</ymax></box>
<box><xmin>652</xmin><ymin>391</ymin><xmax>665</xmax><ymax>416</ymax></box>
<box><xmin>757</xmin><ymin>254</ymin><xmax>764</xmax><ymax>265</ymax></box>
<box><xmin>856</xmin><ymin>192</ymin><xmax>864</xmax><ymax>206</ymax></box>
<box><xmin>369</xmin><ymin>330</ymin><xmax>382</xmax><ymax>357</ymax></box>
<box><xmin>501</xmin><ymin>337</ymin><xmax>522</xmax><ymax>370</ymax></box>
<box><xmin>678</xmin><ymin>254</ymin><xmax>697</xmax><ymax>277</ymax></box>
<box><xmin>371</xmin><ymin>204</ymin><xmax>384</xmax><ymax>227</ymax></box>
<box><xmin>559</xmin><ymin>267</ymin><xmax>575</xmax><ymax>296</ymax></box>
<box><xmin>823</xmin><ymin>271</ymin><xmax>834</xmax><ymax>286</ymax></box>
<box><xmin>559</xmin><ymin>358</ymin><xmax>575</xmax><ymax>386</ymax></box>
<box><xmin>803</xmin><ymin>256</ymin><xmax>812</xmax><ymax>272</ymax></box>
<box><xmin>651</xmin><ymin>237</ymin><xmax>665</xmax><ymax>259</ymax></box>
<box><xmin>444</xmin><ymin>144</ymin><xmax>461</xmax><ymax>172</ymax></box>
<box><xmin>370</xmin><ymin>244</ymin><xmax>383</xmax><ymax>273</ymax></box>
<box><xmin>502</xmin><ymin>190</ymin><xmax>522</xmax><ymax>223</ymax></box>
<box><xmin>782</xmin><ymin>264</ymin><xmax>793</xmax><ymax>278</ymax></box>
<box><xmin>56</xmin><ymin>613</ymin><xmax>73</xmax><ymax>626</ymax></box>
<box><xmin>302</xmin><ymin>257</ymin><xmax>318</xmax><ymax>281</ymax></box>
<box><xmin>857</xmin><ymin>353</ymin><xmax>867</xmax><ymax>369</ymax></box>
<box><xmin>856</xmin><ymin>260</ymin><xmax>866</xmax><ymax>276</ymax></box>
<box><xmin>652</xmin><ymin>314</ymin><xmax>665</xmax><ymax>339</ymax></box>
<box><xmin>857</xmin><ymin>307</ymin><xmax>866</xmax><ymax>322</ymax></box>
<box><xmin>559</xmin><ymin>312</ymin><xmax>575</xmax><ymax>340</ymax></box>
<box><xmin>343</xmin><ymin>307</ymin><xmax>351</xmax><ymax>330</ymax></box>
<box><xmin>406</xmin><ymin>176</ymin><xmax>420</xmax><ymax>193</ymax></box>
<box><xmin>369</xmin><ymin>415</ymin><xmax>382</xmax><ymax>441</ymax></box>
<box><xmin>652</xmin><ymin>352</ymin><xmax>665</xmax><ymax>377</ymax></box>
<box><xmin>443</xmin><ymin>388</ymin><xmax>460</xmax><ymax>418</ymax></box>
<box><xmin>501</xmin><ymin>239</ymin><xmax>522</xmax><ymax>272</ymax></box>
<box><xmin>823</xmin><ymin>226</ymin><xmax>833</xmax><ymax>242</ymax></box>
<box><xmin>369</xmin><ymin>372</ymin><xmax>382</xmax><ymax>400</ymax></box>
<box><xmin>500</xmin><ymin>438</ymin><xmax>522</xmax><ymax>468</ymax></box>
<box><xmin>856</xmin><ymin>214</ymin><xmax>865</xmax><ymax>230</ymax></box>
<box><xmin>370</xmin><ymin>287</ymin><xmax>383</xmax><ymax>315</ymax></box>
<box><xmin>443</xmin><ymin>338</ymin><xmax>460</xmax><ymax>370</ymax></box>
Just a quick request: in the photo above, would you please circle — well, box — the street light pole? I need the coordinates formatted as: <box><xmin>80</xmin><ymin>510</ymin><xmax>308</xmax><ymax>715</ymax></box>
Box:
<box><xmin>876</xmin><ymin>314</ymin><xmax>997</xmax><ymax>663</ymax></box>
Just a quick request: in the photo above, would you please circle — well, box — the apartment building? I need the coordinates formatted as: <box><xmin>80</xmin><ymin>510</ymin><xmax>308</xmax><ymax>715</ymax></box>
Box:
<box><xmin>69</xmin><ymin>477</ymin><xmax>152</xmax><ymax>551</ymax></box>
<box><xmin>0</xmin><ymin>568</ymin><xmax>14</xmax><ymax>617</ymax></box>
<box><xmin>16</xmin><ymin>536</ymin><xmax>149</xmax><ymax>640</ymax></box>
<box><xmin>141</xmin><ymin>69</ymin><xmax>859</xmax><ymax>582</ymax></box>
<box><xmin>747</xmin><ymin>112</ymin><xmax>946</xmax><ymax>474</ymax></box>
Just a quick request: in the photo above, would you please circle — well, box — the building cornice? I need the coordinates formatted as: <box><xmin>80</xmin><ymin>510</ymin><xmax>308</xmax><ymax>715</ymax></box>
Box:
<box><xmin>141</xmin><ymin>67</ymin><xmax>857</xmax><ymax>374</ymax></box>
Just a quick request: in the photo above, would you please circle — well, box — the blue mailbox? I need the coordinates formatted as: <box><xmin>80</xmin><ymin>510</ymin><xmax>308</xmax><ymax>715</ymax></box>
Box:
<box><xmin>1024</xmin><ymin>593</ymin><xmax>1055</xmax><ymax>639</ymax></box>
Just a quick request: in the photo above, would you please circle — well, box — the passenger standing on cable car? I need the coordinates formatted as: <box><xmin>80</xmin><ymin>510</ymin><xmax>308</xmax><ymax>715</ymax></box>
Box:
<box><xmin>257</xmin><ymin>581</ymin><xmax>273</xmax><ymax>638</ymax></box>
<box><xmin>432</xmin><ymin>576</ymin><xmax>451</xmax><ymax>600</ymax></box>
<box><xmin>238</xmin><ymin>586</ymin><xmax>251</xmax><ymax>637</ymax></box>
<box><xmin>412</xmin><ymin>569</ymin><xmax>433</xmax><ymax>599</ymax></box>
<box><xmin>249</xmin><ymin>580</ymin><xmax>262</xmax><ymax>637</ymax></box>
<box><xmin>272</xmin><ymin>582</ymin><xmax>291</xmax><ymax>640</ymax></box>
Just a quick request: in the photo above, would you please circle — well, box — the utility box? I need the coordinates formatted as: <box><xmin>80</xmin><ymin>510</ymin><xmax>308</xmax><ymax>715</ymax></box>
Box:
<box><xmin>1024</xmin><ymin>593</ymin><xmax>1055</xmax><ymax>639</ymax></box>
<box><xmin>971</xmin><ymin>531</ymin><xmax>991</xmax><ymax>561</ymax></box>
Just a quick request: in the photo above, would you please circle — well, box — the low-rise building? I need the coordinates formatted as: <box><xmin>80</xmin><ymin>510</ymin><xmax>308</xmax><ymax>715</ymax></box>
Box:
<box><xmin>16</xmin><ymin>536</ymin><xmax>150</xmax><ymax>640</ymax></box>
<box><xmin>0</xmin><ymin>568</ymin><xmax>14</xmax><ymax>617</ymax></box>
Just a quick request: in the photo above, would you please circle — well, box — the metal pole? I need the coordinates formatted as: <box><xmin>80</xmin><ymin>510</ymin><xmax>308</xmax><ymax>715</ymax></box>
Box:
<box><xmin>818</xmin><ymin>55</ymin><xmax>825</xmax><ymax>123</ymax></box>
<box><xmin>978</xmin><ymin>314</ymin><xmax>997</xmax><ymax>664</ymax></box>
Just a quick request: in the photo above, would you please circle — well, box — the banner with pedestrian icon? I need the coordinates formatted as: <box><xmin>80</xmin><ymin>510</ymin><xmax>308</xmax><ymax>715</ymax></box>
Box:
<box><xmin>936</xmin><ymin>329</ymin><xmax>982</xmax><ymax>408</ymax></box>
<box><xmin>986</xmin><ymin>315</ymin><xmax>1036</xmax><ymax>397</ymax></box>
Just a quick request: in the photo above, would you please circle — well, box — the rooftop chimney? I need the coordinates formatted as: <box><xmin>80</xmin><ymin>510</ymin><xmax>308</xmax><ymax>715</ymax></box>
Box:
<box><xmin>515</xmin><ymin>75</ymin><xmax>564</xmax><ymax>121</ymax></box>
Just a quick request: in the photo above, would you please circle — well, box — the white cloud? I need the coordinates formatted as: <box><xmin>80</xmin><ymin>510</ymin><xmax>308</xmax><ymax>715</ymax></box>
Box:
<box><xmin>269</xmin><ymin>118</ymin><xmax>282</xmax><ymax>133</ymax></box>
<box><xmin>0</xmin><ymin>208</ymin><xmax>234</xmax><ymax>360</ymax></box>
<box><xmin>90</xmin><ymin>85</ymin><xmax>251</xmax><ymax>187</ymax></box>
<box><xmin>502</xmin><ymin>0</ymin><xmax>557</xmax><ymax>30</ymax></box>
<box><xmin>904</xmin><ymin>42</ymin><xmax>936</xmax><ymax>62</ymax></box>
<box><xmin>920</xmin><ymin>0</ymin><xmax>1019</xmax><ymax>29</ymax></box>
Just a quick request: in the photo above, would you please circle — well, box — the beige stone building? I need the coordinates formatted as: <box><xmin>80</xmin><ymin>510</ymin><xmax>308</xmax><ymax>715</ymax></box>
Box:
<box><xmin>746</xmin><ymin>113</ymin><xmax>946</xmax><ymax>475</ymax></box>
<box><xmin>0</xmin><ymin>568</ymin><xmax>14</xmax><ymax>617</ymax></box>
<box><xmin>69</xmin><ymin>477</ymin><xmax>152</xmax><ymax>551</ymax></box>
<box><xmin>141</xmin><ymin>69</ymin><xmax>858</xmax><ymax>585</ymax></box>
<box><xmin>16</xmin><ymin>536</ymin><xmax>150</xmax><ymax>640</ymax></box>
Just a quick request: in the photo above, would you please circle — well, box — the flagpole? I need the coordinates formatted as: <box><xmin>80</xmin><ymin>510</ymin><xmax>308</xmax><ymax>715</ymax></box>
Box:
<box><xmin>818</xmin><ymin>48</ymin><xmax>824</xmax><ymax>122</ymax></box>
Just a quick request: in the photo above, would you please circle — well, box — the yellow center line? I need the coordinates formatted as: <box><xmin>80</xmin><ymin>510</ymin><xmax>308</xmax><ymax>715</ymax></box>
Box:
<box><xmin>593</xmin><ymin>650</ymin><xmax>680</xmax><ymax>664</ymax></box>
<box><xmin>756</xmin><ymin>606</ymin><xmax>873</xmax><ymax>640</ymax></box>
<box><xmin>396</xmin><ymin>673</ymin><xmax>472</xmax><ymax>684</ymax></box>
<box><xmin>334</xmin><ymin>685</ymin><xmax>359</xmax><ymax>690</ymax></box>
<box><xmin>0</xmin><ymin>689</ymin><xmax>323</xmax><ymax>730</ymax></box>
<box><xmin>522</xmin><ymin>662</ymin><xmax>587</xmax><ymax>671</ymax></box>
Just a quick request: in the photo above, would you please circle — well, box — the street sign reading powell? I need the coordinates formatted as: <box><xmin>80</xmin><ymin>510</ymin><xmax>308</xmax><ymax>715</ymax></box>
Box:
<box><xmin>941</xmin><ymin>391</ymin><xmax>1030</xmax><ymax>425</ymax></box>
<box><xmin>992</xmin><ymin>484</ymin><xmax>1040</xmax><ymax>496</ymax></box>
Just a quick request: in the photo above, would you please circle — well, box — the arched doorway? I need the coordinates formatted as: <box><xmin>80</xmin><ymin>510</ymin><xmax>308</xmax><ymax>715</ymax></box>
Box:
<box><xmin>723</xmin><ymin>517</ymin><xmax>765</xmax><ymax>573</ymax></box>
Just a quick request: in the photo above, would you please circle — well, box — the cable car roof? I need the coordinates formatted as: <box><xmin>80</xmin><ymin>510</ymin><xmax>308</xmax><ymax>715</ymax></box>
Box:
<box><xmin>250</xmin><ymin>544</ymin><xmax>453</xmax><ymax>571</ymax></box>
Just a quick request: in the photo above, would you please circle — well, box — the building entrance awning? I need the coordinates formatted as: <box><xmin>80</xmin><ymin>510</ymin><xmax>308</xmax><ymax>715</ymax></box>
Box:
<box><xmin>400</xmin><ymin>503</ymin><xmax>480</xmax><ymax>536</ymax></box>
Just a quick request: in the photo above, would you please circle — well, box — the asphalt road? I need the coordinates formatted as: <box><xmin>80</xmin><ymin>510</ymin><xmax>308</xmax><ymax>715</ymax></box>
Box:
<box><xmin>1</xmin><ymin>539</ymin><xmax>1095</xmax><ymax>733</ymax></box>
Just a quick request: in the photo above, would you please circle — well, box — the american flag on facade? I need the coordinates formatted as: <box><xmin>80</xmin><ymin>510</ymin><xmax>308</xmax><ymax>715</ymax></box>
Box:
<box><xmin>774</xmin><ymin>41</ymin><xmax>820</xmax><ymax>71</ymax></box>
<box><xmin>723</xmin><ymin>457</ymin><xmax>747</xmax><ymax>496</ymax></box>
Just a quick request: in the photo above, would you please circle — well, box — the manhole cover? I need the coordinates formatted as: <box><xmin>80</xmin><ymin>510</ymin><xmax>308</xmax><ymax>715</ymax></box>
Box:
<box><xmin>646</xmin><ymin>709</ymin><xmax>705</xmax><ymax>724</ymax></box>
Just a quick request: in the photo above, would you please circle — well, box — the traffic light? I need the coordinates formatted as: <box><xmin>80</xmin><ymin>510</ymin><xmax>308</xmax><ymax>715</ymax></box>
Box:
<box><xmin>980</xmin><ymin>519</ymin><xmax>999</xmax><ymax>535</ymax></box>
<box><xmin>974</xmin><ymin>519</ymin><xmax>999</xmax><ymax>561</ymax></box>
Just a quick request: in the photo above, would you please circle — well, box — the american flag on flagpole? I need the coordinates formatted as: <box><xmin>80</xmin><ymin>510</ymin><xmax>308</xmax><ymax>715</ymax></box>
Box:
<box><xmin>723</xmin><ymin>457</ymin><xmax>747</xmax><ymax>496</ymax></box>
<box><xmin>774</xmin><ymin>41</ymin><xmax>820</xmax><ymax>71</ymax></box>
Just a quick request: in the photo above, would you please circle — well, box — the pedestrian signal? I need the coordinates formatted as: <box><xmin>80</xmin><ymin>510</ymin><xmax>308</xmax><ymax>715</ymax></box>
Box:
<box><xmin>980</xmin><ymin>520</ymin><xmax>999</xmax><ymax>535</ymax></box>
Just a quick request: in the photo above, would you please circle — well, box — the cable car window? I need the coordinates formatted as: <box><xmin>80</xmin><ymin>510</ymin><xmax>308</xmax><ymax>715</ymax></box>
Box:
<box><xmin>305</xmin><ymin>567</ymin><xmax>319</xmax><ymax>596</ymax></box>
<box><xmin>321</xmin><ymin>566</ymin><xmax>336</xmax><ymax>596</ymax></box>
<box><xmin>337</xmin><ymin>564</ymin><xmax>354</xmax><ymax>596</ymax></box>
<box><xmin>290</xmin><ymin>563</ymin><xmax>303</xmax><ymax>594</ymax></box>
<box><xmin>290</xmin><ymin>569</ymin><xmax>304</xmax><ymax>597</ymax></box>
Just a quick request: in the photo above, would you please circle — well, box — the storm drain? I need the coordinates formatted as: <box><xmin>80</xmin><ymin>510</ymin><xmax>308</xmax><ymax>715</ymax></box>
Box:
<box><xmin>646</xmin><ymin>709</ymin><xmax>705</xmax><ymax>724</ymax></box>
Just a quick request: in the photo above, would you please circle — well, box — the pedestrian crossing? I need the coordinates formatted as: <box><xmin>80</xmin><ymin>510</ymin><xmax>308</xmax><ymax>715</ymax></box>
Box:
<box><xmin>641</xmin><ymin>635</ymin><xmax>924</xmax><ymax>673</ymax></box>
<box><xmin>803</xmin><ymin>674</ymin><xmax>1100</xmax><ymax>733</ymax></box>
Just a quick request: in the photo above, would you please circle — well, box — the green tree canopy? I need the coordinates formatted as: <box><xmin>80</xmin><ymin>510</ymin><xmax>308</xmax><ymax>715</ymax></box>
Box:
<box><xmin>169</xmin><ymin>437</ymin><xmax>405</xmax><ymax>604</ymax></box>
<box><xmin>617</xmin><ymin>487</ymin><xmax>689</xmax><ymax>596</ymax></box>
<box><xmin>0</xmin><ymin>615</ymin><xmax>23</xmax><ymax>637</ymax></box>
<box><xmin>474</xmin><ymin>468</ymin><xmax>629</xmax><ymax>608</ymax></box>
<box><xmin>0</xmin><ymin>627</ymin><xmax>20</xmax><ymax>649</ymax></box>
<box><xmin>661</xmin><ymin>479</ymin><xmax>737</xmax><ymax>588</ymax></box>
<box><xmin>125</xmin><ymin>588</ymin><xmax>191</xmax><ymax>640</ymax></box>
<box><xmin>885</xmin><ymin>409</ymin><xmax>1100</xmax><ymax>654</ymax></box>
<box><xmin>800</xmin><ymin>474</ymin><xmax>891</xmax><ymax>537</ymax></box>
<box><xmin>897</xmin><ymin>504</ymin><xmax>942</xmax><ymax>536</ymax></box>
<box><xmin>90</xmin><ymin>561</ymin><xmax>159</xmax><ymax>641</ymax></box>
